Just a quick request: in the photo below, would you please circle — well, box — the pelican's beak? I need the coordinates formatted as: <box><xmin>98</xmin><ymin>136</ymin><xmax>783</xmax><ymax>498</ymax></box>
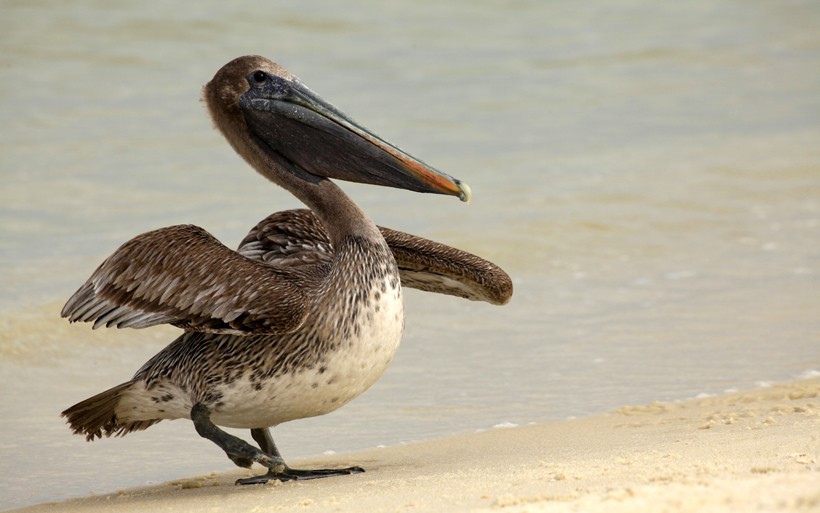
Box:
<box><xmin>239</xmin><ymin>71</ymin><xmax>471</xmax><ymax>203</ymax></box>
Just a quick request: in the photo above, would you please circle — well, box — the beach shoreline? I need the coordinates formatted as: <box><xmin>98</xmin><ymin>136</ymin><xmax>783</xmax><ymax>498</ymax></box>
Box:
<box><xmin>12</xmin><ymin>377</ymin><xmax>819</xmax><ymax>513</ymax></box>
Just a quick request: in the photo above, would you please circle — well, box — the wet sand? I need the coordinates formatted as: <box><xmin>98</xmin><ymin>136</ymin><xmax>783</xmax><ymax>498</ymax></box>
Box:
<box><xmin>13</xmin><ymin>377</ymin><xmax>819</xmax><ymax>513</ymax></box>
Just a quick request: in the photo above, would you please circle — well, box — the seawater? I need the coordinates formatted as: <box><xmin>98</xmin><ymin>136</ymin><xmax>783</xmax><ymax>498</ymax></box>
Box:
<box><xmin>2</xmin><ymin>0</ymin><xmax>819</xmax><ymax>509</ymax></box>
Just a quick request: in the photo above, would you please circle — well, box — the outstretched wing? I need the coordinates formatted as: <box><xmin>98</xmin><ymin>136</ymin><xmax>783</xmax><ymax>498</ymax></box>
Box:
<box><xmin>62</xmin><ymin>224</ymin><xmax>308</xmax><ymax>334</ymax></box>
<box><xmin>239</xmin><ymin>209</ymin><xmax>513</xmax><ymax>305</ymax></box>
<box><xmin>380</xmin><ymin>226</ymin><xmax>513</xmax><ymax>305</ymax></box>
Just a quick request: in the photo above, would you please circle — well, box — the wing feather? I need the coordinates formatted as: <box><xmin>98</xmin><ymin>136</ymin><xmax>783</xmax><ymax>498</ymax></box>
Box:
<box><xmin>381</xmin><ymin>226</ymin><xmax>513</xmax><ymax>305</ymax></box>
<box><xmin>62</xmin><ymin>225</ymin><xmax>308</xmax><ymax>334</ymax></box>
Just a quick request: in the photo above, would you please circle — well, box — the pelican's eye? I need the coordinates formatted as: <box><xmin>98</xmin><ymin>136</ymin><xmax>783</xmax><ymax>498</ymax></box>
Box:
<box><xmin>251</xmin><ymin>71</ymin><xmax>267</xmax><ymax>84</ymax></box>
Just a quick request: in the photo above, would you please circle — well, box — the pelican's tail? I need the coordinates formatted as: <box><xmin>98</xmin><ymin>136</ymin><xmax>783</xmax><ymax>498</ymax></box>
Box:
<box><xmin>62</xmin><ymin>381</ymin><xmax>161</xmax><ymax>441</ymax></box>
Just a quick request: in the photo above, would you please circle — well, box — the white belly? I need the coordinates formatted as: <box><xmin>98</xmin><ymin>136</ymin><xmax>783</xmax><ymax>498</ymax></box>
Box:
<box><xmin>210</xmin><ymin>275</ymin><xmax>404</xmax><ymax>428</ymax></box>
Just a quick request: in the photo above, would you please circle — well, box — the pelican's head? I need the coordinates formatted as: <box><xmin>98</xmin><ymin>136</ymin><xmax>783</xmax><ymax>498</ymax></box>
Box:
<box><xmin>204</xmin><ymin>55</ymin><xmax>471</xmax><ymax>202</ymax></box>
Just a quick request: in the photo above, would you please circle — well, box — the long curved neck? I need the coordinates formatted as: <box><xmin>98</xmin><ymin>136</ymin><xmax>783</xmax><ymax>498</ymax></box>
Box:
<box><xmin>205</xmin><ymin>84</ymin><xmax>380</xmax><ymax>246</ymax></box>
<box><xmin>249</xmin><ymin>140</ymin><xmax>381</xmax><ymax>247</ymax></box>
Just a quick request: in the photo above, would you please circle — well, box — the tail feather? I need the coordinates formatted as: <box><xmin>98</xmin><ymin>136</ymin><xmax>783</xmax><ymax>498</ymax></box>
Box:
<box><xmin>62</xmin><ymin>381</ymin><xmax>161</xmax><ymax>441</ymax></box>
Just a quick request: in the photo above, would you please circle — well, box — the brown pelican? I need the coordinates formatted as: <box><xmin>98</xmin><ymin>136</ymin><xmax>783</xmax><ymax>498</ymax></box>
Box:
<box><xmin>61</xmin><ymin>55</ymin><xmax>512</xmax><ymax>485</ymax></box>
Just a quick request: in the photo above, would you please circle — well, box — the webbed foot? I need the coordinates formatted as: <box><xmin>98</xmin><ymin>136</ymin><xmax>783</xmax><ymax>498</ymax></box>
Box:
<box><xmin>236</xmin><ymin>465</ymin><xmax>365</xmax><ymax>485</ymax></box>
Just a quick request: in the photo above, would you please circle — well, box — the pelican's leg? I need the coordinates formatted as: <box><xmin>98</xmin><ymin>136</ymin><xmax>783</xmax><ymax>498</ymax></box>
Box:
<box><xmin>234</xmin><ymin>427</ymin><xmax>365</xmax><ymax>485</ymax></box>
<box><xmin>190</xmin><ymin>404</ymin><xmax>285</xmax><ymax>472</ymax></box>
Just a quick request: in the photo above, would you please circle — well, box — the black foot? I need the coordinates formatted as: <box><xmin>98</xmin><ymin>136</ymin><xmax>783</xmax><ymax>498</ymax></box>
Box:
<box><xmin>236</xmin><ymin>465</ymin><xmax>365</xmax><ymax>485</ymax></box>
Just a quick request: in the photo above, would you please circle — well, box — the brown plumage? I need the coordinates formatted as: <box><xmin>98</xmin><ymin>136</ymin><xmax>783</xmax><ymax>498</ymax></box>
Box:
<box><xmin>62</xmin><ymin>208</ymin><xmax>511</xmax><ymax>441</ymax></box>
<box><xmin>61</xmin><ymin>55</ymin><xmax>512</xmax><ymax>483</ymax></box>
<box><xmin>62</xmin><ymin>383</ymin><xmax>159</xmax><ymax>440</ymax></box>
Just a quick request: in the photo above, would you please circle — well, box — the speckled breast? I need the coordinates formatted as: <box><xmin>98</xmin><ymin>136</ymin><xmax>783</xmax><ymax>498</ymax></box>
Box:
<box><xmin>211</xmin><ymin>236</ymin><xmax>405</xmax><ymax>428</ymax></box>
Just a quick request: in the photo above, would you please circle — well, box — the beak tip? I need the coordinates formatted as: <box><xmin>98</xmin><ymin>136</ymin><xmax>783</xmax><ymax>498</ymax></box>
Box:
<box><xmin>456</xmin><ymin>180</ymin><xmax>472</xmax><ymax>204</ymax></box>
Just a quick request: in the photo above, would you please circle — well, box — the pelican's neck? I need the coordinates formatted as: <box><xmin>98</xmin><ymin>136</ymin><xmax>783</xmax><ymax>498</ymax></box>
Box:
<box><xmin>290</xmin><ymin>176</ymin><xmax>379</xmax><ymax>246</ymax></box>
<box><xmin>253</xmin><ymin>143</ymin><xmax>380</xmax><ymax>246</ymax></box>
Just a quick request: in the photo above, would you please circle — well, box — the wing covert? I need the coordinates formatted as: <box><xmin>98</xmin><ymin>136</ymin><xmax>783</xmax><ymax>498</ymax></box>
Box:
<box><xmin>240</xmin><ymin>209</ymin><xmax>512</xmax><ymax>305</ymax></box>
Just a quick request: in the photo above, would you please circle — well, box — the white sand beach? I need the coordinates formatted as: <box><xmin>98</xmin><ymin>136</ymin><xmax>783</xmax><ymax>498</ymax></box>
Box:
<box><xmin>15</xmin><ymin>377</ymin><xmax>819</xmax><ymax>513</ymax></box>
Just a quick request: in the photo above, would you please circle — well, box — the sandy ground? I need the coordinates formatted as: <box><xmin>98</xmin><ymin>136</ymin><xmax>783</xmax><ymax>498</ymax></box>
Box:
<box><xmin>13</xmin><ymin>378</ymin><xmax>819</xmax><ymax>513</ymax></box>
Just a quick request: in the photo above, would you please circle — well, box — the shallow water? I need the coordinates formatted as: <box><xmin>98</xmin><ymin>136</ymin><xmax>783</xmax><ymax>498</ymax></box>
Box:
<box><xmin>2</xmin><ymin>0</ymin><xmax>819</xmax><ymax>509</ymax></box>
